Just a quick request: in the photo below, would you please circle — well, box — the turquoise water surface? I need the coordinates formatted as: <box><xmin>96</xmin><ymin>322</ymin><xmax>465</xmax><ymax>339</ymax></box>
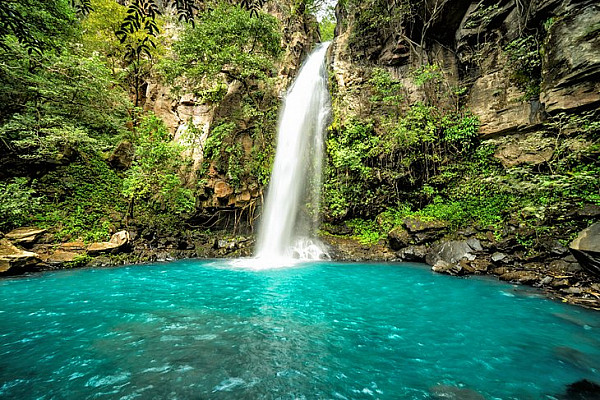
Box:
<box><xmin>1</xmin><ymin>260</ymin><xmax>599</xmax><ymax>399</ymax></box>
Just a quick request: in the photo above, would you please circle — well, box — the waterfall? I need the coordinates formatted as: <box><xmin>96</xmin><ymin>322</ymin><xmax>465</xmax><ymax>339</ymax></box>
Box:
<box><xmin>255</xmin><ymin>42</ymin><xmax>331</xmax><ymax>262</ymax></box>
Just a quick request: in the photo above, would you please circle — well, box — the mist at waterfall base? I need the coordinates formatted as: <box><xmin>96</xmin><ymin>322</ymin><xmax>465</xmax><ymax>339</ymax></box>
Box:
<box><xmin>2</xmin><ymin>260</ymin><xmax>600</xmax><ymax>399</ymax></box>
<box><xmin>254</xmin><ymin>42</ymin><xmax>331</xmax><ymax>264</ymax></box>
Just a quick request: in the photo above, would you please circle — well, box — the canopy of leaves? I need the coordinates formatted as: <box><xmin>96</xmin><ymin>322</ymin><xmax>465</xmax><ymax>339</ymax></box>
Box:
<box><xmin>81</xmin><ymin>0</ymin><xmax>129</xmax><ymax>66</ymax></box>
<box><xmin>123</xmin><ymin>114</ymin><xmax>195</xmax><ymax>216</ymax></box>
<box><xmin>162</xmin><ymin>2</ymin><xmax>282</xmax><ymax>97</ymax></box>
<box><xmin>0</xmin><ymin>0</ymin><xmax>77</xmax><ymax>53</ymax></box>
<box><xmin>0</xmin><ymin>38</ymin><xmax>130</xmax><ymax>162</ymax></box>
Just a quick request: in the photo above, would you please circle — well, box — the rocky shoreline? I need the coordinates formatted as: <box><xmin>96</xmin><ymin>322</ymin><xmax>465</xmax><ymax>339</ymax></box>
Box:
<box><xmin>322</xmin><ymin>211</ymin><xmax>600</xmax><ymax>311</ymax></box>
<box><xmin>2</xmin><ymin>216</ymin><xmax>599</xmax><ymax>311</ymax></box>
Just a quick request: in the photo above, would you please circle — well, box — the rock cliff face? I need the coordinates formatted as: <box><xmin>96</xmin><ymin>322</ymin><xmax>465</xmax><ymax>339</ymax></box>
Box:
<box><xmin>332</xmin><ymin>0</ymin><xmax>599</xmax><ymax>137</ymax></box>
<box><xmin>143</xmin><ymin>4</ymin><xmax>319</xmax><ymax>227</ymax></box>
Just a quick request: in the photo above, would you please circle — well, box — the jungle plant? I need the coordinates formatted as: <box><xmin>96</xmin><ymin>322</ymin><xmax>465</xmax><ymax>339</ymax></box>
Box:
<box><xmin>162</xmin><ymin>2</ymin><xmax>281</xmax><ymax>99</ymax></box>
<box><xmin>123</xmin><ymin>113</ymin><xmax>195</xmax><ymax>218</ymax></box>
<box><xmin>505</xmin><ymin>35</ymin><xmax>541</xmax><ymax>99</ymax></box>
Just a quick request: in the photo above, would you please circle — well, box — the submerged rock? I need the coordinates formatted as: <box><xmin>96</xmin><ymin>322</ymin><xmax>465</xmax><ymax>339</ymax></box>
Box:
<box><xmin>499</xmin><ymin>271</ymin><xmax>540</xmax><ymax>285</ymax></box>
<box><xmin>562</xmin><ymin>379</ymin><xmax>600</xmax><ymax>400</ymax></box>
<box><xmin>429</xmin><ymin>385</ymin><xmax>486</xmax><ymax>400</ymax></box>
<box><xmin>554</xmin><ymin>346</ymin><xmax>599</xmax><ymax>372</ymax></box>
<box><xmin>569</xmin><ymin>222</ymin><xmax>600</xmax><ymax>277</ymax></box>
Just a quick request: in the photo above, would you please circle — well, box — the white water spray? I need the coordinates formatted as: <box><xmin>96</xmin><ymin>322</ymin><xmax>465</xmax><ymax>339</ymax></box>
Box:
<box><xmin>255</xmin><ymin>42</ymin><xmax>331</xmax><ymax>262</ymax></box>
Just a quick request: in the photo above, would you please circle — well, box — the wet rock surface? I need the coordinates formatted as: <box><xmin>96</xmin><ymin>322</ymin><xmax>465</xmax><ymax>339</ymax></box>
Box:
<box><xmin>321</xmin><ymin>235</ymin><xmax>395</xmax><ymax>262</ymax></box>
<box><xmin>570</xmin><ymin>222</ymin><xmax>600</xmax><ymax>277</ymax></box>
<box><xmin>87</xmin><ymin>231</ymin><xmax>131</xmax><ymax>255</ymax></box>
<box><xmin>0</xmin><ymin>238</ymin><xmax>41</xmax><ymax>274</ymax></box>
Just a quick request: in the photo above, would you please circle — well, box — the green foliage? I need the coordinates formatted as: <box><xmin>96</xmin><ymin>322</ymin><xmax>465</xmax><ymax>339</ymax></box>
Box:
<box><xmin>346</xmin><ymin>218</ymin><xmax>384</xmax><ymax>245</ymax></box>
<box><xmin>319</xmin><ymin>15</ymin><xmax>336</xmax><ymax>42</ymax></box>
<box><xmin>123</xmin><ymin>113</ymin><xmax>195</xmax><ymax>217</ymax></box>
<box><xmin>240</xmin><ymin>0</ymin><xmax>268</xmax><ymax>17</ymax></box>
<box><xmin>505</xmin><ymin>35</ymin><xmax>541</xmax><ymax>99</ymax></box>
<box><xmin>81</xmin><ymin>0</ymin><xmax>129</xmax><ymax>70</ymax></box>
<box><xmin>198</xmin><ymin>75</ymin><xmax>279</xmax><ymax>191</ymax></box>
<box><xmin>442</xmin><ymin>113</ymin><xmax>480</xmax><ymax>153</ymax></box>
<box><xmin>35</xmin><ymin>156</ymin><xmax>126</xmax><ymax>242</ymax></box>
<box><xmin>328</xmin><ymin>118</ymin><xmax>377</xmax><ymax>177</ymax></box>
<box><xmin>115</xmin><ymin>0</ymin><xmax>165</xmax><ymax>106</ymax></box>
<box><xmin>162</xmin><ymin>3</ymin><xmax>282</xmax><ymax>98</ymax></box>
<box><xmin>204</xmin><ymin>122</ymin><xmax>236</xmax><ymax>161</ymax></box>
<box><xmin>0</xmin><ymin>38</ymin><xmax>130</xmax><ymax>161</ymax></box>
<box><xmin>343</xmin><ymin>0</ymin><xmax>413</xmax><ymax>56</ymax></box>
<box><xmin>325</xmin><ymin>62</ymin><xmax>480</xmax><ymax>221</ymax></box>
<box><xmin>324</xmin><ymin>118</ymin><xmax>380</xmax><ymax>219</ymax></box>
<box><xmin>64</xmin><ymin>253</ymin><xmax>93</xmax><ymax>268</ymax></box>
<box><xmin>368</xmin><ymin>68</ymin><xmax>403</xmax><ymax>105</ymax></box>
<box><xmin>411</xmin><ymin>64</ymin><xmax>443</xmax><ymax>86</ymax></box>
<box><xmin>0</xmin><ymin>0</ymin><xmax>77</xmax><ymax>53</ymax></box>
<box><xmin>463</xmin><ymin>2</ymin><xmax>499</xmax><ymax>29</ymax></box>
<box><xmin>0</xmin><ymin>178</ymin><xmax>41</xmax><ymax>231</ymax></box>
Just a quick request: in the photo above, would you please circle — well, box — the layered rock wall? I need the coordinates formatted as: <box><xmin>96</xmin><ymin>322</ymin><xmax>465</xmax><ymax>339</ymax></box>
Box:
<box><xmin>331</xmin><ymin>0</ymin><xmax>600</xmax><ymax>136</ymax></box>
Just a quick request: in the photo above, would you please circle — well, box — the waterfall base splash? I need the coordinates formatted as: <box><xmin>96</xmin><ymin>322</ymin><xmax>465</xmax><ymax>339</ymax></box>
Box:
<box><xmin>289</xmin><ymin>237</ymin><xmax>329</xmax><ymax>260</ymax></box>
<box><xmin>232</xmin><ymin>238</ymin><xmax>329</xmax><ymax>271</ymax></box>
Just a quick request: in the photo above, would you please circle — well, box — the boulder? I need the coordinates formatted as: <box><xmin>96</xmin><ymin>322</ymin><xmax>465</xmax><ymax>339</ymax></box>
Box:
<box><xmin>397</xmin><ymin>245</ymin><xmax>428</xmax><ymax>262</ymax></box>
<box><xmin>46</xmin><ymin>250</ymin><xmax>79</xmax><ymax>265</ymax></box>
<box><xmin>5</xmin><ymin>227</ymin><xmax>47</xmax><ymax>245</ymax></box>
<box><xmin>499</xmin><ymin>271</ymin><xmax>540</xmax><ymax>284</ymax></box>
<box><xmin>108</xmin><ymin>140</ymin><xmax>134</xmax><ymax>170</ymax></box>
<box><xmin>403</xmin><ymin>217</ymin><xmax>447</xmax><ymax>233</ymax></box>
<box><xmin>235</xmin><ymin>190</ymin><xmax>252</xmax><ymax>203</ymax></box>
<box><xmin>109</xmin><ymin>230</ymin><xmax>130</xmax><ymax>247</ymax></box>
<box><xmin>59</xmin><ymin>241</ymin><xmax>87</xmax><ymax>252</ymax></box>
<box><xmin>87</xmin><ymin>230</ymin><xmax>130</xmax><ymax>255</ymax></box>
<box><xmin>87</xmin><ymin>242</ymin><xmax>120</xmax><ymax>254</ymax></box>
<box><xmin>0</xmin><ymin>238</ymin><xmax>41</xmax><ymax>274</ymax></box>
<box><xmin>562</xmin><ymin>379</ymin><xmax>600</xmax><ymax>400</ymax></box>
<box><xmin>426</xmin><ymin>239</ymin><xmax>482</xmax><ymax>266</ymax></box>
<box><xmin>569</xmin><ymin>223</ymin><xmax>600</xmax><ymax>277</ymax></box>
<box><xmin>493</xmin><ymin>132</ymin><xmax>555</xmax><ymax>167</ymax></box>
<box><xmin>214</xmin><ymin>180</ymin><xmax>233</xmax><ymax>199</ymax></box>
<box><xmin>491</xmin><ymin>252</ymin><xmax>508</xmax><ymax>263</ymax></box>
<box><xmin>554</xmin><ymin>346</ymin><xmax>599</xmax><ymax>372</ymax></box>
<box><xmin>432</xmin><ymin>260</ymin><xmax>462</xmax><ymax>275</ymax></box>
<box><xmin>470</xmin><ymin>258</ymin><xmax>492</xmax><ymax>273</ymax></box>
<box><xmin>323</xmin><ymin>223</ymin><xmax>352</xmax><ymax>236</ymax></box>
<box><xmin>578</xmin><ymin>204</ymin><xmax>600</xmax><ymax>218</ymax></box>
<box><xmin>388</xmin><ymin>227</ymin><xmax>411</xmax><ymax>250</ymax></box>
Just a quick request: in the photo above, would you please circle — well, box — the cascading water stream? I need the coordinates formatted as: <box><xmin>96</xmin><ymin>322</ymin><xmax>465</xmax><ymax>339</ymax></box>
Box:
<box><xmin>255</xmin><ymin>42</ymin><xmax>331</xmax><ymax>262</ymax></box>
